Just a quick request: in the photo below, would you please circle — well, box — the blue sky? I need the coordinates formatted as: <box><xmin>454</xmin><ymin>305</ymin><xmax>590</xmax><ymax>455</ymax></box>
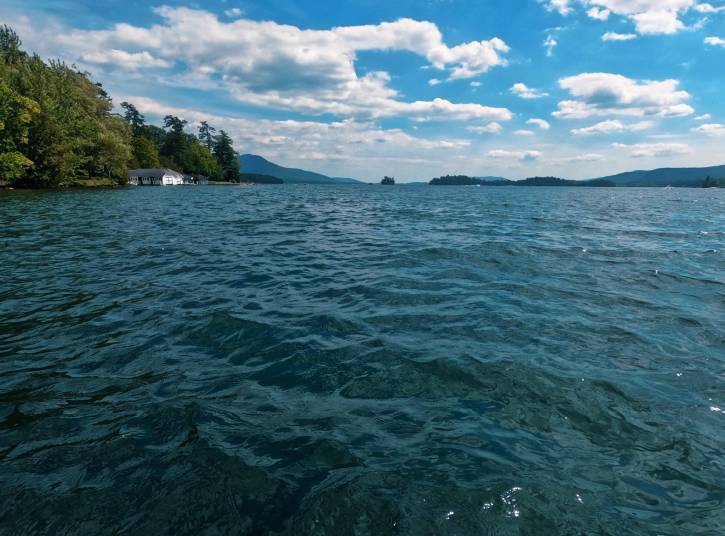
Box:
<box><xmin>3</xmin><ymin>0</ymin><xmax>725</xmax><ymax>181</ymax></box>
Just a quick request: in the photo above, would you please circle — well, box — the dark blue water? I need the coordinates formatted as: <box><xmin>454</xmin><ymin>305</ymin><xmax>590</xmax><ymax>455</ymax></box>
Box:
<box><xmin>1</xmin><ymin>185</ymin><xmax>724</xmax><ymax>535</ymax></box>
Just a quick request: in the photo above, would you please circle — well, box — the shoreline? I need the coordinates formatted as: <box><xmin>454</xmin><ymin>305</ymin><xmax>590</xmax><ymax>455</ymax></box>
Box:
<box><xmin>1</xmin><ymin>180</ymin><xmax>254</xmax><ymax>190</ymax></box>
<box><xmin>3</xmin><ymin>184</ymin><xmax>720</xmax><ymax>191</ymax></box>
<box><xmin>2</xmin><ymin>181</ymin><xmax>722</xmax><ymax>191</ymax></box>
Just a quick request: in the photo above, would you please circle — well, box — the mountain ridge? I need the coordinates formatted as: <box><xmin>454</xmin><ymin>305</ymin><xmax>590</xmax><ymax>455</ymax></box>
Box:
<box><xmin>590</xmin><ymin>165</ymin><xmax>725</xmax><ymax>187</ymax></box>
<box><xmin>241</xmin><ymin>155</ymin><xmax>725</xmax><ymax>187</ymax></box>
<box><xmin>239</xmin><ymin>154</ymin><xmax>361</xmax><ymax>184</ymax></box>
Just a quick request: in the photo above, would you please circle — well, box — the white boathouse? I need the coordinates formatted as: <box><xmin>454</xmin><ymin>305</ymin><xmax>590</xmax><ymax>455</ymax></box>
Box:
<box><xmin>128</xmin><ymin>168</ymin><xmax>184</xmax><ymax>186</ymax></box>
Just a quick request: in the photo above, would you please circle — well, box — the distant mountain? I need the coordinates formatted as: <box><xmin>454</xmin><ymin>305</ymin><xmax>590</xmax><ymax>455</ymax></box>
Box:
<box><xmin>592</xmin><ymin>165</ymin><xmax>725</xmax><ymax>187</ymax></box>
<box><xmin>239</xmin><ymin>154</ymin><xmax>362</xmax><ymax>184</ymax></box>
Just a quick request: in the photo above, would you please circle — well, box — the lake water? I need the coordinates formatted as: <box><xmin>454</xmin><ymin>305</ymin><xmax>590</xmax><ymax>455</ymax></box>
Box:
<box><xmin>1</xmin><ymin>185</ymin><xmax>724</xmax><ymax>535</ymax></box>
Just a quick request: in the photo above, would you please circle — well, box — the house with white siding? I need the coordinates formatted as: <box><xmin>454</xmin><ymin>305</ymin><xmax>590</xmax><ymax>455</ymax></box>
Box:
<box><xmin>128</xmin><ymin>169</ymin><xmax>184</xmax><ymax>186</ymax></box>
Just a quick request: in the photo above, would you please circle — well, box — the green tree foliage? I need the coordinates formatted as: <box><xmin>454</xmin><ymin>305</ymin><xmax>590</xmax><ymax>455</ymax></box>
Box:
<box><xmin>213</xmin><ymin>130</ymin><xmax>240</xmax><ymax>181</ymax></box>
<box><xmin>118</xmin><ymin>107</ymin><xmax>226</xmax><ymax>179</ymax></box>
<box><xmin>185</xmin><ymin>142</ymin><xmax>223</xmax><ymax>179</ymax></box>
<box><xmin>0</xmin><ymin>152</ymin><xmax>33</xmax><ymax>183</ymax></box>
<box><xmin>131</xmin><ymin>136</ymin><xmax>161</xmax><ymax>169</ymax></box>
<box><xmin>121</xmin><ymin>101</ymin><xmax>145</xmax><ymax>133</ymax></box>
<box><xmin>118</xmin><ymin>102</ymin><xmax>162</xmax><ymax>169</ymax></box>
<box><xmin>0</xmin><ymin>79</ymin><xmax>39</xmax><ymax>183</ymax></box>
<box><xmin>0</xmin><ymin>25</ymin><xmax>238</xmax><ymax>187</ymax></box>
<box><xmin>142</xmin><ymin>125</ymin><xmax>166</xmax><ymax>149</ymax></box>
<box><xmin>124</xmin><ymin>114</ymin><xmax>223</xmax><ymax>178</ymax></box>
<box><xmin>160</xmin><ymin>115</ymin><xmax>188</xmax><ymax>169</ymax></box>
<box><xmin>0</xmin><ymin>25</ymin><xmax>22</xmax><ymax>64</ymax></box>
<box><xmin>0</xmin><ymin>25</ymin><xmax>132</xmax><ymax>187</ymax></box>
<box><xmin>87</xmin><ymin>117</ymin><xmax>132</xmax><ymax>181</ymax></box>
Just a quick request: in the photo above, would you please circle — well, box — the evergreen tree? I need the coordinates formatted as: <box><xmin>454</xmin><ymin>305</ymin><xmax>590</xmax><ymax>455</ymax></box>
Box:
<box><xmin>143</xmin><ymin>125</ymin><xmax>167</xmax><ymax>149</ymax></box>
<box><xmin>121</xmin><ymin>102</ymin><xmax>145</xmax><ymax>133</ymax></box>
<box><xmin>0</xmin><ymin>25</ymin><xmax>23</xmax><ymax>64</ymax></box>
<box><xmin>213</xmin><ymin>130</ymin><xmax>240</xmax><ymax>181</ymax></box>
<box><xmin>198</xmin><ymin>121</ymin><xmax>215</xmax><ymax>152</ymax></box>
<box><xmin>161</xmin><ymin>115</ymin><xmax>188</xmax><ymax>169</ymax></box>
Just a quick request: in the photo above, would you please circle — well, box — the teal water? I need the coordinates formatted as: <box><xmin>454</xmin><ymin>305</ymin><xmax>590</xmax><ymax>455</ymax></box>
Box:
<box><xmin>0</xmin><ymin>185</ymin><xmax>724</xmax><ymax>535</ymax></box>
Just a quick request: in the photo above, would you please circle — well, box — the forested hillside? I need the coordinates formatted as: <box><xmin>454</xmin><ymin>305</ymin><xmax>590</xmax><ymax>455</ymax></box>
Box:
<box><xmin>0</xmin><ymin>25</ymin><xmax>239</xmax><ymax>188</ymax></box>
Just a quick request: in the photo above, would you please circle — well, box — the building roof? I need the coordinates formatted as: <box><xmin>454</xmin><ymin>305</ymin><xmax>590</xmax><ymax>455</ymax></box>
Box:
<box><xmin>128</xmin><ymin>168</ymin><xmax>183</xmax><ymax>179</ymax></box>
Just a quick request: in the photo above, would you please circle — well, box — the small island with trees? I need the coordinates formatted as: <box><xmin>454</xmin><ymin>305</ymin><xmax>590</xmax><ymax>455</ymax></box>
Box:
<box><xmin>381</xmin><ymin>176</ymin><xmax>396</xmax><ymax>185</ymax></box>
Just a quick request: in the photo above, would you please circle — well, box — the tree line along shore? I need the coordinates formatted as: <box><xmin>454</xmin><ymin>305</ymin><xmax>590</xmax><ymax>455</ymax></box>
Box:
<box><xmin>0</xmin><ymin>25</ymin><xmax>240</xmax><ymax>189</ymax></box>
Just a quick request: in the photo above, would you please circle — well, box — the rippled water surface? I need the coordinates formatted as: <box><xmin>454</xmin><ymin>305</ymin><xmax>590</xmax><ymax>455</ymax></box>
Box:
<box><xmin>1</xmin><ymin>185</ymin><xmax>724</xmax><ymax>535</ymax></box>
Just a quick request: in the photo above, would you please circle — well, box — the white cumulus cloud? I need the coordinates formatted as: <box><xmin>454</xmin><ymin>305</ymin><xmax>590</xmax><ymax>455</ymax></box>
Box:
<box><xmin>567</xmin><ymin>153</ymin><xmax>606</xmax><ymax>162</ymax></box>
<box><xmin>511</xmin><ymin>83</ymin><xmax>549</xmax><ymax>99</ymax></box>
<box><xmin>612</xmin><ymin>142</ymin><xmax>691</xmax><ymax>157</ymax></box>
<box><xmin>542</xmin><ymin>0</ymin><xmax>574</xmax><ymax>15</ymax></box>
<box><xmin>19</xmin><ymin>7</ymin><xmax>513</xmax><ymax>123</ymax></box>
<box><xmin>527</xmin><ymin>118</ymin><xmax>551</xmax><ymax>130</ymax></box>
<box><xmin>696</xmin><ymin>3</ymin><xmax>725</xmax><ymax>12</ymax></box>
<box><xmin>467</xmin><ymin>122</ymin><xmax>503</xmax><ymax>134</ymax></box>
<box><xmin>587</xmin><ymin>7</ymin><xmax>611</xmax><ymax>20</ymax></box>
<box><xmin>488</xmin><ymin>149</ymin><xmax>543</xmax><ymax>161</ymax></box>
<box><xmin>81</xmin><ymin>49</ymin><xmax>173</xmax><ymax>70</ymax></box>
<box><xmin>554</xmin><ymin>73</ymin><xmax>694</xmax><ymax>119</ymax></box>
<box><xmin>571</xmin><ymin>119</ymin><xmax>653</xmax><ymax>135</ymax></box>
<box><xmin>543</xmin><ymin>1</ymin><xmax>706</xmax><ymax>35</ymax></box>
<box><xmin>692</xmin><ymin>123</ymin><xmax>725</xmax><ymax>136</ymax></box>
<box><xmin>602</xmin><ymin>32</ymin><xmax>638</xmax><ymax>41</ymax></box>
<box><xmin>223</xmin><ymin>8</ymin><xmax>244</xmax><ymax>18</ymax></box>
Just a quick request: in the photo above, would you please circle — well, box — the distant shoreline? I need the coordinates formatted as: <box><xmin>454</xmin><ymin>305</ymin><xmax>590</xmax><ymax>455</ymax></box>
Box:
<box><xmin>3</xmin><ymin>182</ymin><xmax>723</xmax><ymax>191</ymax></box>
<box><xmin>3</xmin><ymin>172</ymin><xmax>724</xmax><ymax>191</ymax></box>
